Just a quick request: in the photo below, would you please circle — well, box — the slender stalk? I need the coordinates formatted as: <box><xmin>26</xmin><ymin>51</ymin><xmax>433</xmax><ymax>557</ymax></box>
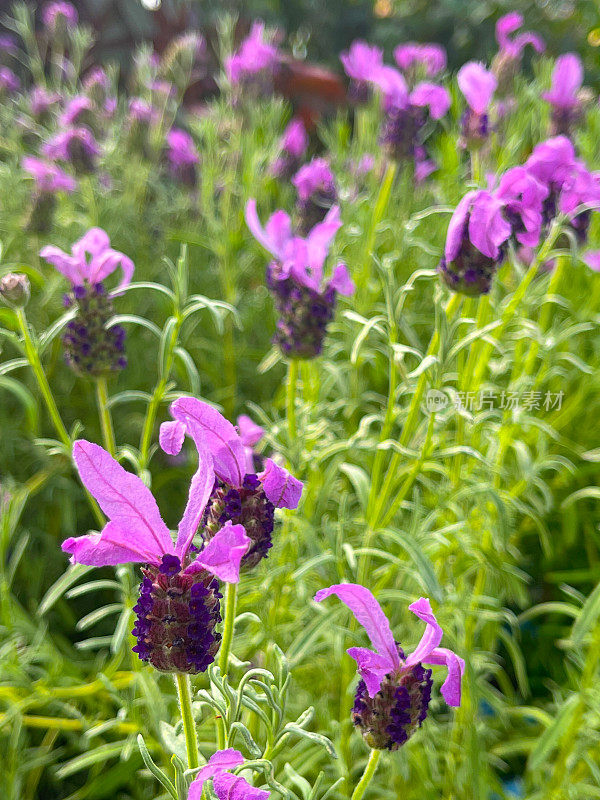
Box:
<box><xmin>350</xmin><ymin>749</ymin><xmax>381</xmax><ymax>800</ymax></box>
<box><xmin>218</xmin><ymin>581</ymin><xmax>238</xmax><ymax>678</ymax></box>
<box><xmin>95</xmin><ymin>377</ymin><xmax>117</xmax><ymax>457</ymax></box>
<box><xmin>286</xmin><ymin>359</ymin><xmax>299</xmax><ymax>451</ymax></box>
<box><xmin>16</xmin><ymin>308</ymin><xmax>70</xmax><ymax>448</ymax></box>
<box><xmin>16</xmin><ymin>310</ymin><xmax>105</xmax><ymax>529</ymax></box>
<box><xmin>174</xmin><ymin>673</ymin><xmax>199</xmax><ymax>770</ymax></box>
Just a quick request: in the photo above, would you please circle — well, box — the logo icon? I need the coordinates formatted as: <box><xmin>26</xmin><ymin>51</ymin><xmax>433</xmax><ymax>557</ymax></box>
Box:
<box><xmin>425</xmin><ymin>389</ymin><xmax>448</xmax><ymax>412</ymax></box>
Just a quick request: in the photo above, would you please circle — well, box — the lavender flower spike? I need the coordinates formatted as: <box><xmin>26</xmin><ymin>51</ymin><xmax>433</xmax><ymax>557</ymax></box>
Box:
<box><xmin>542</xmin><ymin>53</ymin><xmax>585</xmax><ymax>136</ymax></box>
<box><xmin>161</xmin><ymin>397</ymin><xmax>303</xmax><ymax>568</ymax></box>
<box><xmin>41</xmin><ymin>229</ymin><xmax>134</xmax><ymax>375</ymax></box>
<box><xmin>272</xmin><ymin>118</ymin><xmax>308</xmax><ymax>179</ymax></box>
<box><xmin>226</xmin><ymin>21</ymin><xmax>280</xmax><ymax>88</ymax></box>
<box><xmin>457</xmin><ymin>62</ymin><xmax>497</xmax><ymax>146</ymax></box>
<box><xmin>340</xmin><ymin>40</ymin><xmax>384</xmax><ymax>103</ymax></box>
<box><xmin>492</xmin><ymin>13</ymin><xmax>544</xmax><ymax>95</ymax></box>
<box><xmin>63</xmin><ymin>440</ymin><xmax>250</xmax><ymax>673</ymax></box>
<box><xmin>439</xmin><ymin>189</ymin><xmax>511</xmax><ymax>296</ymax></box>
<box><xmin>315</xmin><ymin>583</ymin><xmax>464</xmax><ymax>750</ymax></box>
<box><xmin>188</xmin><ymin>749</ymin><xmax>270</xmax><ymax>800</ymax></box>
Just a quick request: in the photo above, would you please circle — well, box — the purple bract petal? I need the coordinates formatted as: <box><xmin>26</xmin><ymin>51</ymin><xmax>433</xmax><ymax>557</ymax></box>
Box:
<box><xmin>258</xmin><ymin>458</ymin><xmax>303</xmax><ymax>509</ymax></box>
<box><xmin>187</xmin><ymin>749</ymin><xmax>245</xmax><ymax>800</ymax></box>
<box><xmin>314</xmin><ymin>583</ymin><xmax>400</xmax><ymax>669</ymax></box>
<box><xmin>176</xmin><ymin>447</ymin><xmax>215</xmax><ymax>558</ymax></box>
<box><xmin>347</xmin><ymin>646</ymin><xmax>396</xmax><ymax>698</ymax></box>
<box><xmin>160</xmin><ymin>420</ymin><xmax>186</xmax><ymax>456</ymax></box>
<box><xmin>457</xmin><ymin>62</ymin><xmax>497</xmax><ymax>115</ymax></box>
<box><xmin>213</xmin><ymin>773</ymin><xmax>270</xmax><ymax>800</ymax></box>
<box><xmin>403</xmin><ymin>597</ymin><xmax>444</xmax><ymax>667</ymax></box>
<box><xmin>421</xmin><ymin>647</ymin><xmax>465</xmax><ymax>707</ymax></box>
<box><xmin>542</xmin><ymin>53</ymin><xmax>583</xmax><ymax>110</ymax></box>
<box><xmin>190</xmin><ymin>522</ymin><xmax>250</xmax><ymax>583</ymax></box>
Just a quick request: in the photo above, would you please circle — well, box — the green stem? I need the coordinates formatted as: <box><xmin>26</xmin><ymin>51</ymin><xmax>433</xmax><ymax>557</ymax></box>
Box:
<box><xmin>95</xmin><ymin>377</ymin><xmax>117</xmax><ymax>457</ymax></box>
<box><xmin>174</xmin><ymin>673</ymin><xmax>199</xmax><ymax>770</ymax></box>
<box><xmin>358</xmin><ymin>161</ymin><xmax>397</xmax><ymax>304</ymax></box>
<box><xmin>350</xmin><ymin>749</ymin><xmax>381</xmax><ymax>800</ymax></box>
<box><xmin>16</xmin><ymin>308</ymin><xmax>70</xmax><ymax>448</ymax></box>
<box><xmin>218</xmin><ymin>581</ymin><xmax>238</xmax><ymax>678</ymax></box>
<box><xmin>16</xmin><ymin>310</ymin><xmax>105</xmax><ymax>529</ymax></box>
<box><xmin>286</xmin><ymin>359</ymin><xmax>299</xmax><ymax>451</ymax></box>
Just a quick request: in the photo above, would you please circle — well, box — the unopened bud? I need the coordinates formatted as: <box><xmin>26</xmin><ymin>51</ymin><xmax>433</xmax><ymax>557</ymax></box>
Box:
<box><xmin>0</xmin><ymin>272</ymin><xmax>30</xmax><ymax>307</ymax></box>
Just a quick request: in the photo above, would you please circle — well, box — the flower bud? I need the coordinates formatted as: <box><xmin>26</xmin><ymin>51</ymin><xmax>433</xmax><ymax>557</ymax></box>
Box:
<box><xmin>0</xmin><ymin>273</ymin><xmax>31</xmax><ymax>308</ymax></box>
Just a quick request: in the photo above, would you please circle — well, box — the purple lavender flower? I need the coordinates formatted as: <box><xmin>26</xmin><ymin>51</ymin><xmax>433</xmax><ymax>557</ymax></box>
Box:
<box><xmin>315</xmin><ymin>584</ymin><xmax>464</xmax><ymax>750</ymax></box>
<box><xmin>63</xmin><ymin>440</ymin><xmax>250</xmax><ymax>673</ymax></box>
<box><xmin>42</xmin><ymin>2</ymin><xmax>78</xmax><ymax>33</ymax></box>
<box><xmin>29</xmin><ymin>86</ymin><xmax>61</xmax><ymax>118</ymax></box>
<box><xmin>166</xmin><ymin>128</ymin><xmax>199</xmax><ymax>186</ymax></box>
<box><xmin>0</xmin><ymin>34</ymin><xmax>18</xmax><ymax>58</ymax></box>
<box><xmin>372</xmin><ymin>65</ymin><xmax>450</xmax><ymax>165</ymax></box>
<box><xmin>128</xmin><ymin>97</ymin><xmax>158</xmax><ymax>124</ymax></box>
<box><xmin>0</xmin><ymin>66</ymin><xmax>20</xmax><ymax>94</ymax></box>
<box><xmin>495</xmin><ymin>12</ymin><xmax>544</xmax><ymax>60</ymax></box>
<box><xmin>246</xmin><ymin>200</ymin><xmax>354</xmax><ymax>358</ymax></box>
<box><xmin>42</xmin><ymin>126</ymin><xmax>101</xmax><ymax>173</ymax></box>
<box><xmin>293</xmin><ymin>158</ymin><xmax>338</xmax><ymax>233</ymax></box>
<box><xmin>393</xmin><ymin>42</ymin><xmax>446</xmax><ymax>79</ymax></box>
<box><xmin>23</xmin><ymin>156</ymin><xmax>76</xmax><ymax>232</ymax></box>
<box><xmin>457</xmin><ymin>62</ymin><xmax>497</xmax><ymax>147</ymax></box>
<box><xmin>439</xmin><ymin>189</ymin><xmax>511</xmax><ymax>295</ymax></box>
<box><xmin>60</xmin><ymin>95</ymin><xmax>93</xmax><ymax>127</ymax></box>
<box><xmin>83</xmin><ymin>66</ymin><xmax>109</xmax><ymax>94</ymax></box>
<box><xmin>40</xmin><ymin>229</ymin><xmax>134</xmax><ymax>375</ymax></box>
<box><xmin>525</xmin><ymin>136</ymin><xmax>600</xmax><ymax>243</ymax></box>
<box><xmin>542</xmin><ymin>54</ymin><xmax>585</xmax><ymax>136</ymax></box>
<box><xmin>188</xmin><ymin>749</ymin><xmax>270</xmax><ymax>800</ymax></box>
<box><xmin>161</xmin><ymin>398</ymin><xmax>302</xmax><ymax>569</ymax></box>
<box><xmin>271</xmin><ymin>118</ymin><xmax>308</xmax><ymax>180</ymax></box>
<box><xmin>225</xmin><ymin>22</ymin><xmax>280</xmax><ymax>90</ymax></box>
<box><xmin>340</xmin><ymin>40</ymin><xmax>384</xmax><ymax>103</ymax></box>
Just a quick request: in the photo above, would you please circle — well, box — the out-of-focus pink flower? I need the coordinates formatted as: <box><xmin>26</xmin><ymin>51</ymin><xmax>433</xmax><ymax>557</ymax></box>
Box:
<box><xmin>496</xmin><ymin>12</ymin><xmax>544</xmax><ymax>58</ymax></box>
<box><xmin>22</xmin><ymin>156</ymin><xmax>77</xmax><ymax>193</ymax></box>
<box><xmin>394</xmin><ymin>42</ymin><xmax>446</xmax><ymax>77</ymax></box>
<box><xmin>42</xmin><ymin>2</ymin><xmax>78</xmax><ymax>32</ymax></box>
<box><xmin>225</xmin><ymin>22</ymin><xmax>280</xmax><ymax>85</ymax></box>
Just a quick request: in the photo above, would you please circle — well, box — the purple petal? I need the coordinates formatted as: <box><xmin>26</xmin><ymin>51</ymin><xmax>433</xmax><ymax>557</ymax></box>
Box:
<box><xmin>543</xmin><ymin>53</ymin><xmax>583</xmax><ymax>110</ymax></box>
<box><xmin>40</xmin><ymin>245</ymin><xmax>83</xmax><ymax>286</ymax></box>
<box><xmin>445</xmin><ymin>190</ymin><xmax>477</xmax><ymax>263</ymax></box>
<box><xmin>421</xmin><ymin>646</ymin><xmax>465</xmax><ymax>707</ymax></box>
<box><xmin>457</xmin><ymin>62</ymin><xmax>496</xmax><ymax>115</ymax></box>
<box><xmin>169</xmin><ymin>397</ymin><xmax>245</xmax><ymax>487</ymax></box>
<box><xmin>245</xmin><ymin>199</ymin><xmax>293</xmax><ymax>261</ymax></box>
<box><xmin>496</xmin><ymin>11</ymin><xmax>523</xmax><ymax>49</ymax></box>
<box><xmin>72</xmin><ymin>440</ymin><xmax>173</xmax><ymax>559</ymax></box>
<box><xmin>329</xmin><ymin>262</ymin><xmax>355</xmax><ymax>296</ymax></box>
<box><xmin>468</xmin><ymin>191</ymin><xmax>512</xmax><ymax>259</ymax></box>
<box><xmin>404</xmin><ymin>597</ymin><xmax>444</xmax><ymax>667</ymax></box>
<box><xmin>62</xmin><ymin>521</ymin><xmax>165</xmax><ymax>566</ymax></box>
<box><xmin>372</xmin><ymin>65</ymin><xmax>409</xmax><ymax>111</ymax></box>
<box><xmin>314</xmin><ymin>583</ymin><xmax>400</xmax><ymax>669</ymax></box>
<box><xmin>237</xmin><ymin>415</ymin><xmax>264</xmax><ymax>448</ymax></box>
<box><xmin>72</xmin><ymin>227</ymin><xmax>111</xmax><ymax>260</ymax></box>
<box><xmin>410</xmin><ymin>83</ymin><xmax>451</xmax><ymax>120</ymax></box>
<box><xmin>189</xmin><ymin>522</ymin><xmax>250</xmax><ymax>583</ymax></box>
<box><xmin>188</xmin><ymin>749</ymin><xmax>245</xmax><ymax>800</ymax></box>
<box><xmin>88</xmin><ymin>249</ymin><xmax>135</xmax><ymax>294</ymax></box>
<box><xmin>583</xmin><ymin>251</ymin><xmax>600</xmax><ymax>272</ymax></box>
<box><xmin>176</xmin><ymin>447</ymin><xmax>215</xmax><ymax>558</ymax></box>
<box><xmin>213</xmin><ymin>773</ymin><xmax>270</xmax><ymax>800</ymax></box>
<box><xmin>346</xmin><ymin>646</ymin><xmax>395</xmax><ymax>697</ymax></box>
<box><xmin>258</xmin><ymin>458</ymin><xmax>303</xmax><ymax>509</ymax></box>
<box><xmin>160</xmin><ymin>420</ymin><xmax>186</xmax><ymax>456</ymax></box>
<box><xmin>305</xmin><ymin>204</ymin><xmax>342</xmax><ymax>275</ymax></box>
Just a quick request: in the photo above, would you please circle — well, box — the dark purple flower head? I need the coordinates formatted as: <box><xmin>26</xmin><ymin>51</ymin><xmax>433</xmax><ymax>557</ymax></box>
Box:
<box><xmin>0</xmin><ymin>66</ymin><xmax>19</xmax><ymax>93</ymax></box>
<box><xmin>42</xmin><ymin>126</ymin><xmax>100</xmax><ymax>173</ymax></box>
<box><xmin>62</xmin><ymin>440</ymin><xmax>250</xmax><ymax>673</ymax></box>
<box><xmin>293</xmin><ymin>158</ymin><xmax>337</xmax><ymax>232</ymax></box>
<box><xmin>458</xmin><ymin>62</ymin><xmax>496</xmax><ymax>147</ymax></box>
<box><xmin>439</xmin><ymin>189</ymin><xmax>511</xmax><ymax>295</ymax></box>
<box><xmin>42</xmin><ymin>2</ymin><xmax>78</xmax><ymax>32</ymax></box>
<box><xmin>371</xmin><ymin>65</ymin><xmax>449</xmax><ymax>164</ymax></box>
<box><xmin>160</xmin><ymin>398</ymin><xmax>302</xmax><ymax>569</ymax></box>
<box><xmin>394</xmin><ymin>42</ymin><xmax>446</xmax><ymax>77</ymax></box>
<box><xmin>226</xmin><ymin>22</ymin><xmax>280</xmax><ymax>87</ymax></box>
<box><xmin>29</xmin><ymin>86</ymin><xmax>61</xmax><ymax>117</ymax></box>
<box><xmin>315</xmin><ymin>584</ymin><xmax>464</xmax><ymax>749</ymax></box>
<box><xmin>542</xmin><ymin>54</ymin><xmax>584</xmax><ymax>135</ymax></box>
<box><xmin>340</xmin><ymin>40</ymin><xmax>383</xmax><ymax>102</ymax></box>
<box><xmin>188</xmin><ymin>750</ymin><xmax>270</xmax><ymax>800</ymax></box>
<box><xmin>23</xmin><ymin>156</ymin><xmax>77</xmax><ymax>194</ymax></box>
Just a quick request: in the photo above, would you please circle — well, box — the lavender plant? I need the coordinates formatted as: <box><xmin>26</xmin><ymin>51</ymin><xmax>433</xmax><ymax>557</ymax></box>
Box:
<box><xmin>1</xmin><ymin>4</ymin><xmax>600</xmax><ymax>800</ymax></box>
